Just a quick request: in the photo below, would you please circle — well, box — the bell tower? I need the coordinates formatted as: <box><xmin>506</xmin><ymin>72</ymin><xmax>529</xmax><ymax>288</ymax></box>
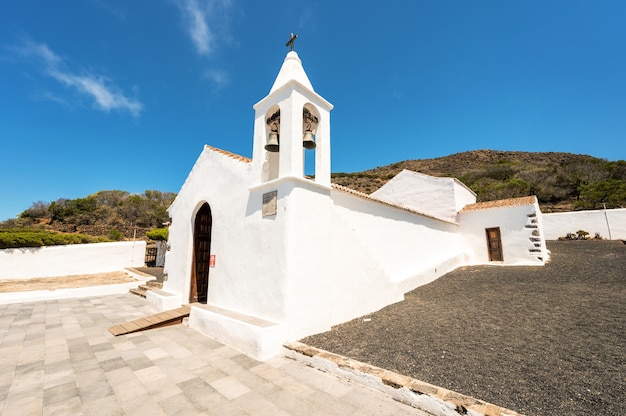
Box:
<box><xmin>252</xmin><ymin>35</ymin><xmax>333</xmax><ymax>187</ymax></box>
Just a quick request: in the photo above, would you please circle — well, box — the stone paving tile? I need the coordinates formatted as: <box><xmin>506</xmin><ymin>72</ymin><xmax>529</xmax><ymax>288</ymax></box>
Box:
<box><xmin>194</xmin><ymin>364</ymin><xmax>229</xmax><ymax>384</ymax></box>
<box><xmin>233</xmin><ymin>390</ymin><xmax>284</xmax><ymax>416</ymax></box>
<box><xmin>158</xmin><ymin>392</ymin><xmax>202</xmax><ymax>416</ymax></box>
<box><xmin>120</xmin><ymin>394</ymin><xmax>166</xmax><ymax>416</ymax></box>
<box><xmin>143</xmin><ymin>376</ymin><xmax>183</xmax><ymax>402</ymax></box>
<box><xmin>43</xmin><ymin>368</ymin><xmax>74</xmax><ymax>390</ymax></box>
<box><xmin>0</xmin><ymin>293</ymin><xmax>429</xmax><ymax>416</ymax></box>
<box><xmin>43</xmin><ymin>381</ymin><xmax>79</xmax><ymax>406</ymax></box>
<box><xmin>210</xmin><ymin>375</ymin><xmax>252</xmax><ymax>400</ymax></box>
<box><xmin>43</xmin><ymin>396</ymin><xmax>82</xmax><ymax>416</ymax></box>
<box><xmin>82</xmin><ymin>394</ymin><xmax>124</xmax><ymax>416</ymax></box>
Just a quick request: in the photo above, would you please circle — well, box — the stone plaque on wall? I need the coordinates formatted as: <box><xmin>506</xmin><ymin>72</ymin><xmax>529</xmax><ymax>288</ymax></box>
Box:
<box><xmin>262</xmin><ymin>191</ymin><xmax>277</xmax><ymax>217</ymax></box>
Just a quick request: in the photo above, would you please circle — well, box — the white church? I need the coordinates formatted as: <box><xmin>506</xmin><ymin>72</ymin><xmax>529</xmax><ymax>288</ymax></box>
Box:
<box><xmin>153</xmin><ymin>46</ymin><xmax>548</xmax><ymax>360</ymax></box>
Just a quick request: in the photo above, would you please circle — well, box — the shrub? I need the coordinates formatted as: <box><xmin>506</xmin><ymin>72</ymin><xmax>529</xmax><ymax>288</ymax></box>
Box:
<box><xmin>560</xmin><ymin>231</ymin><xmax>592</xmax><ymax>240</ymax></box>
<box><xmin>146</xmin><ymin>227</ymin><xmax>168</xmax><ymax>241</ymax></box>
<box><xmin>0</xmin><ymin>229</ymin><xmax>109</xmax><ymax>249</ymax></box>
<box><xmin>108</xmin><ymin>229</ymin><xmax>124</xmax><ymax>241</ymax></box>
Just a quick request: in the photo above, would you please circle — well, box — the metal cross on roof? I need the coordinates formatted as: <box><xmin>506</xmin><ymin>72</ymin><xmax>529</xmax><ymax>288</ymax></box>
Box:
<box><xmin>286</xmin><ymin>33</ymin><xmax>298</xmax><ymax>51</ymax></box>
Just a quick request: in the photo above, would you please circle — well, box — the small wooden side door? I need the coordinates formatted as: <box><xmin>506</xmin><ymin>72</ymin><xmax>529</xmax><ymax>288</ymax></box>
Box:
<box><xmin>191</xmin><ymin>203</ymin><xmax>212</xmax><ymax>303</ymax></box>
<box><xmin>485</xmin><ymin>227</ymin><xmax>503</xmax><ymax>262</ymax></box>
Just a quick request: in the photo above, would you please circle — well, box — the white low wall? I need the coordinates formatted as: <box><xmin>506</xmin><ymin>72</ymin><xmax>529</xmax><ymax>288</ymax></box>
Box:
<box><xmin>542</xmin><ymin>208</ymin><xmax>626</xmax><ymax>240</ymax></box>
<box><xmin>0</xmin><ymin>241</ymin><xmax>146</xmax><ymax>279</ymax></box>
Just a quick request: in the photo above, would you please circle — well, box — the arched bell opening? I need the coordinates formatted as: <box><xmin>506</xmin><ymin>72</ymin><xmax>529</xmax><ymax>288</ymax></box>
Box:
<box><xmin>190</xmin><ymin>202</ymin><xmax>212</xmax><ymax>304</ymax></box>
<box><xmin>264</xmin><ymin>106</ymin><xmax>281</xmax><ymax>152</ymax></box>
<box><xmin>263</xmin><ymin>105</ymin><xmax>281</xmax><ymax>181</ymax></box>
<box><xmin>303</xmin><ymin>103</ymin><xmax>320</xmax><ymax>178</ymax></box>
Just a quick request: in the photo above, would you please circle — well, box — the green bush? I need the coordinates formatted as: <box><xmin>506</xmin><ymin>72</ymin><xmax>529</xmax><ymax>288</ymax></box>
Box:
<box><xmin>0</xmin><ymin>229</ymin><xmax>109</xmax><ymax>249</ymax></box>
<box><xmin>146</xmin><ymin>227</ymin><xmax>168</xmax><ymax>241</ymax></box>
<box><xmin>108</xmin><ymin>229</ymin><xmax>124</xmax><ymax>241</ymax></box>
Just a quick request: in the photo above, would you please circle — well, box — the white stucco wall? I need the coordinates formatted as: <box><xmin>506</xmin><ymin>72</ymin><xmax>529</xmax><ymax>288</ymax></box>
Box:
<box><xmin>453</xmin><ymin>180</ymin><xmax>478</xmax><ymax>212</ymax></box>
<box><xmin>165</xmin><ymin>147</ymin><xmax>476</xmax><ymax>349</ymax></box>
<box><xmin>322</xmin><ymin>189</ymin><xmax>467</xmax><ymax>327</ymax></box>
<box><xmin>279</xmin><ymin>181</ymin><xmax>336</xmax><ymax>338</ymax></box>
<box><xmin>371</xmin><ymin>170</ymin><xmax>476</xmax><ymax>222</ymax></box>
<box><xmin>542</xmin><ymin>208</ymin><xmax>626</xmax><ymax>240</ymax></box>
<box><xmin>165</xmin><ymin>147</ymin><xmax>291</xmax><ymax>323</ymax></box>
<box><xmin>332</xmin><ymin>190</ymin><xmax>464</xmax><ymax>283</ymax></box>
<box><xmin>165</xmin><ymin>146</ymin><xmax>550</xmax><ymax>359</ymax></box>
<box><xmin>458</xmin><ymin>203</ymin><xmax>547</xmax><ymax>265</ymax></box>
<box><xmin>0</xmin><ymin>241</ymin><xmax>146</xmax><ymax>279</ymax></box>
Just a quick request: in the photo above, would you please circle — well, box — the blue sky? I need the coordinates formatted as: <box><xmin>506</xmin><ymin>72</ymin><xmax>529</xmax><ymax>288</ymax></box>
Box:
<box><xmin>2</xmin><ymin>1</ymin><xmax>626</xmax><ymax>221</ymax></box>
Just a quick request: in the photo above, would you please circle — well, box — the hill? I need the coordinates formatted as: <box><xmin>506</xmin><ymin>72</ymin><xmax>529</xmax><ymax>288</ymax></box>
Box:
<box><xmin>2</xmin><ymin>151</ymin><xmax>625</xmax><ymax>240</ymax></box>
<box><xmin>1</xmin><ymin>190</ymin><xmax>175</xmax><ymax>240</ymax></box>
<box><xmin>332</xmin><ymin>150</ymin><xmax>626</xmax><ymax>212</ymax></box>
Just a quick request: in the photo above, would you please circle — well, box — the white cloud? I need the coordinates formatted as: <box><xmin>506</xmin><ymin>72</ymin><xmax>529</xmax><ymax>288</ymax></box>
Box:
<box><xmin>177</xmin><ymin>0</ymin><xmax>234</xmax><ymax>57</ymax></box>
<box><xmin>299</xmin><ymin>8</ymin><xmax>313</xmax><ymax>29</ymax></box>
<box><xmin>180</xmin><ymin>0</ymin><xmax>214</xmax><ymax>55</ymax></box>
<box><xmin>204</xmin><ymin>68</ymin><xmax>230</xmax><ymax>89</ymax></box>
<box><xmin>89</xmin><ymin>0</ymin><xmax>128</xmax><ymax>20</ymax></box>
<box><xmin>34</xmin><ymin>91</ymin><xmax>71</xmax><ymax>107</ymax></box>
<box><xmin>12</xmin><ymin>40</ymin><xmax>143</xmax><ymax>116</ymax></box>
<box><xmin>50</xmin><ymin>70</ymin><xmax>143</xmax><ymax>116</ymax></box>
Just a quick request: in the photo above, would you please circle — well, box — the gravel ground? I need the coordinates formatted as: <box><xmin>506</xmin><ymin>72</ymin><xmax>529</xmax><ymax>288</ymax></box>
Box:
<box><xmin>302</xmin><ymin>241</ymin><xmax>626</xmax><ymax>416</ymax></box>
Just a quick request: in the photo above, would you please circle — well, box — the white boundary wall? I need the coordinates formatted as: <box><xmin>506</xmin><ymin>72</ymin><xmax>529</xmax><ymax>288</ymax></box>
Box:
<box><xmin>542</xmin><ymin>208</ymin><xmax>626</xmax><ymax>240</ymax></box>
<box><xmin>0</xmin><ymin>241</ymin><xmax>146</xmax><ymax>279</ymax></box>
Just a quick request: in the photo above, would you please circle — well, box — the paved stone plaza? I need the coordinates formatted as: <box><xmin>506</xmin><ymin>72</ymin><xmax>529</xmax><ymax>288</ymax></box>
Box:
<box><xmin>0</xmin><ymin>293</ymin><xmax>428</xmax><ymax>416</ymax></box>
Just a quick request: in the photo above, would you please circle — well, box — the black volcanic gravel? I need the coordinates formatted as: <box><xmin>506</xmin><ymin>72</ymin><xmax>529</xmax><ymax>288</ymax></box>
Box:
<box><xmin>301</xmin><ymin>241</ymin><xmax>626</xmax><ymax>416</ymax></box>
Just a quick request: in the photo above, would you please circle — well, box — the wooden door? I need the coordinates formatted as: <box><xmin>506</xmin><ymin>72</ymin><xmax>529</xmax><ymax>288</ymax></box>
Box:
<box><xmin>485</xmin><ymin>227</ymin><xmax>503</xmax><ymax>262</ymax></box>
<box><xmin>191</xmin><ymin>203</ymin><xmax>212</xmax><ymax>303</ymax></box>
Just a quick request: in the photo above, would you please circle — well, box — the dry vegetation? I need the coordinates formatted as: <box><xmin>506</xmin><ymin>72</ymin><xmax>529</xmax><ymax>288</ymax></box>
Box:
<box><xmin>332</xmin><ymin>150</ymin><xmax>626</xmax><ymax>212</ymax></box>
<box><xmin>3</xmin><ymin>150</ymin><xmax>625</xmax><ymax>241</ymax></box>
<box><xmin>1</xmin><ymin>190</ymin><xmax>175</xmax><ymax>240</ymax></box>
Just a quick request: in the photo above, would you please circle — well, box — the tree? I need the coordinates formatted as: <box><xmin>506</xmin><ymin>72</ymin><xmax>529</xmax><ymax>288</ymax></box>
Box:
<box><xmin>19</xmin><ymin>200</ymin><xmax>50</xmax><ymax>220</ymax></box>
<box><xmin>577</xmin><ymin>180</ymin><xmax>626</xmax><ymax>209</ymax></box>
<box><xmin>556</xmin><ymin>158</ymin><xmax>609</xmax><ymax>201</ymax></box>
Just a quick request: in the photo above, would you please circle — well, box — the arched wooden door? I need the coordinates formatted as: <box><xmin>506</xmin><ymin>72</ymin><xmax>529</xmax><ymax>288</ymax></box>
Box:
<box><xmin>190</xmin><ymin>203</ymin><xmax>212</xmax><ymax>303</ymax></box>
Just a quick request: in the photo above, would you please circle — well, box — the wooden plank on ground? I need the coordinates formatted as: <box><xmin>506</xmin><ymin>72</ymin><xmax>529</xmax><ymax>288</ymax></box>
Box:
<box><xmin>107</xmin><ymin>306</ymin><xmax>191</xmax><ymax>336</ymax></box>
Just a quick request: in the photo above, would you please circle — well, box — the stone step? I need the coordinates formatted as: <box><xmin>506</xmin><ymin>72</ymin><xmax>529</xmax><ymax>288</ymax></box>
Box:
<box><xmin>146</xmin><ymin>280</ymin><xmax>163</xmax><ymax>288</ymax></box>
<box><xmin>129</xmin><ymin>287</ymin><xmax>147</xmax><ymax>298</ymax></box>
<box><xmin>129</xmin><ymin>278</ymin><xmax>163</xmax><ymax>299</ymax></box>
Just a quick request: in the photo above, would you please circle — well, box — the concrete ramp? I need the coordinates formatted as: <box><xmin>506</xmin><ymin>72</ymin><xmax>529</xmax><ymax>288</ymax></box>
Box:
<box><xmin>108</xmin><ymin>306</ymin><xmax>190</xmax><ymax>336</ymax></box>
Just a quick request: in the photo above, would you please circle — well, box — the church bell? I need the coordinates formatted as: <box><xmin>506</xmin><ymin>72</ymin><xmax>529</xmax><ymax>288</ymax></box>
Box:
<box><xmin>302</xmin><ymin>107</ymin><xmax>318</xmax><ymax>150</ymax></box>
<box><xmin>265</xmin><ymin>131</ymin><xmax>279</xmax><ymax>152</ymax></box>
<box><xmin>302</xmin><ymin>131</ymin><xmax>316</xmax><ymax>149</ymax></box>
<box><xmin>265</xmin><ymin>109</ymin><xmax>280</xmax><ymax>152</ymax></box>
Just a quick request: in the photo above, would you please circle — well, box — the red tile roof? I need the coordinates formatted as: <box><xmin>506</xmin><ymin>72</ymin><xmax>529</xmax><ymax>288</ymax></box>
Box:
<box><xmin>460</xmin><ymin>195</ymin><xmax>537</xmax><ymax>212</ymax></box>
<box><xmin>205</xmin><ymin>145</ymin><xmax>252</xmax><ymax>163</ymax></box>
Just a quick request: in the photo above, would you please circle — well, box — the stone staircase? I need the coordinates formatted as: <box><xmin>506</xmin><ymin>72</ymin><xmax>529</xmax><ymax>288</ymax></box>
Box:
<box><xmin>525</xmin><ymin>212</ymin><xmax>544</xmax><ymax>262</ymax></box>
<box><xmin>129</xmin><ymin>279</ymin><xmax>163</xmax><ymax>298</ymax></box>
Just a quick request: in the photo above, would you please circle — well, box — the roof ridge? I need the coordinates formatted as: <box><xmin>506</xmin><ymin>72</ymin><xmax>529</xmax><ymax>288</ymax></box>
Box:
<box><xmin>331</xmin><ymin>183</ymin><xmax>457</xmax><ymax>224</ymax></box>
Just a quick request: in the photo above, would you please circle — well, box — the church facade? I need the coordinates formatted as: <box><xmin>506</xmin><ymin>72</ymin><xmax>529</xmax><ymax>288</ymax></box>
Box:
<box><xmin>155</xmin><ymin>50</ymin><xmax>548</xmax><ymax>360</ymax></box>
